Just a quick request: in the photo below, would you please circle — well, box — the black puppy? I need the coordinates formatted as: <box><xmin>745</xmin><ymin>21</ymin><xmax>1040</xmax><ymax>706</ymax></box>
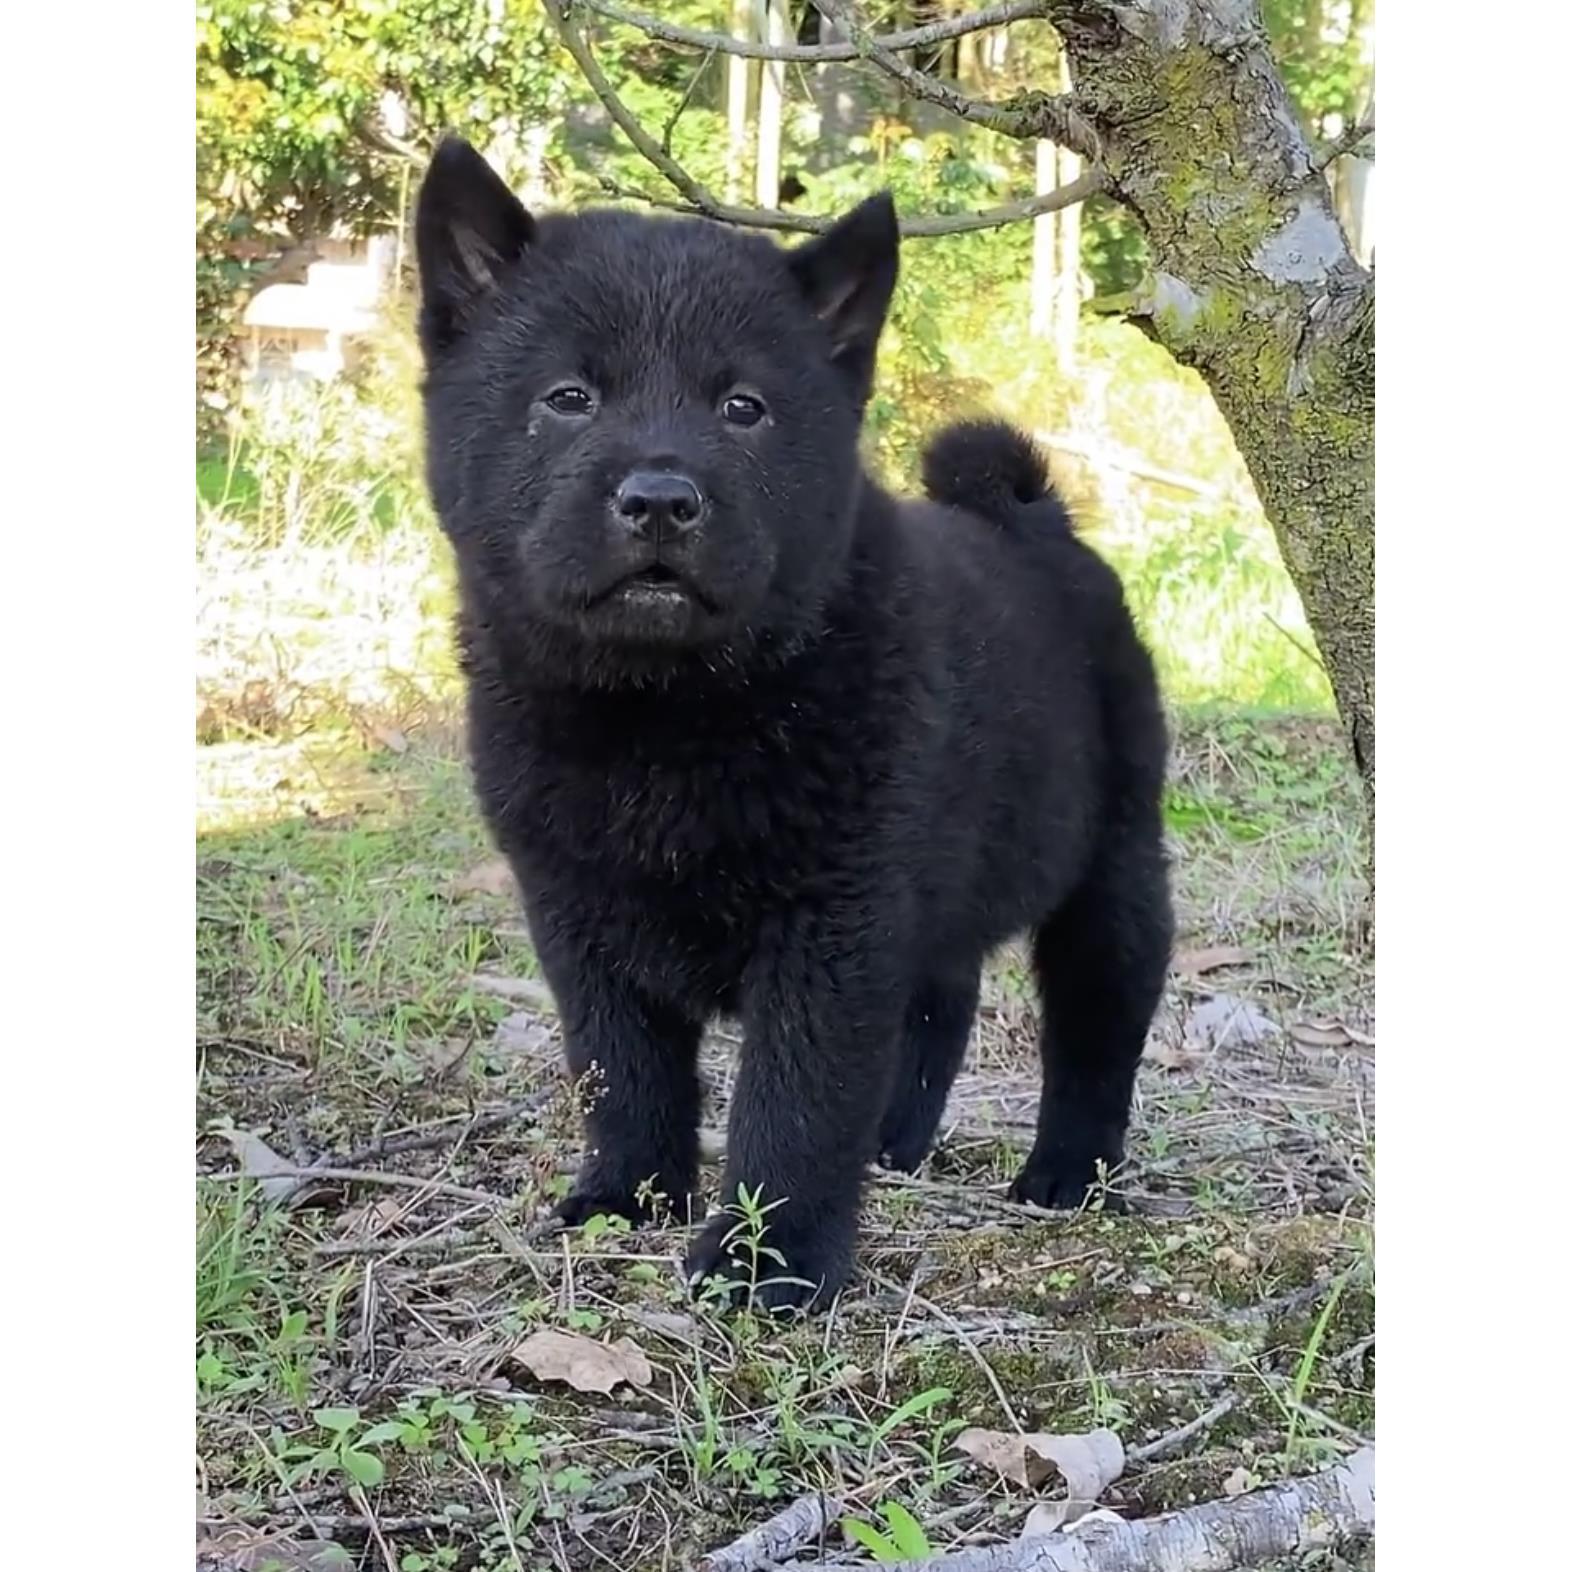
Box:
<box><xmin>415</xmin><ymin>138</ymin><xmax>1173</xmax><ymax>1309</ymax></box>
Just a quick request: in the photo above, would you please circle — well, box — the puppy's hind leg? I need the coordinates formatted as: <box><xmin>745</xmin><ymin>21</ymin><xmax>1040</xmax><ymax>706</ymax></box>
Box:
<box><xmin>877</xmin><ymin>965</ymin><xmax>981</xmax><ymax>1172</ymax></box>
<box><xmin>1012</xmin><ymin>820</ymin><xmax>1172</xmax><ymax>1210</ymax></box>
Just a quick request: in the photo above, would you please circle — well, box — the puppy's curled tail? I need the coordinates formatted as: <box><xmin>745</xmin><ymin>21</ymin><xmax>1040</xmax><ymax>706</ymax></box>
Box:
<box><xmin>921</xmin><ymin>419</ymin><xmax>1071</xmax><ymax>533</ymax></box>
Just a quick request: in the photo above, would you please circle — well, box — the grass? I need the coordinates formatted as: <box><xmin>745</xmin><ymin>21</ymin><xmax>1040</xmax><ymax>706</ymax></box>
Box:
<box><xmin>196</xmin><ymin>714</ymin><xmax>1372</xmax><ymax>1569</ymax></box>
<box><xmin>195</xmin><ymin>326</ymin><xmax>1369</xmax><ymax>1567</ymax></box>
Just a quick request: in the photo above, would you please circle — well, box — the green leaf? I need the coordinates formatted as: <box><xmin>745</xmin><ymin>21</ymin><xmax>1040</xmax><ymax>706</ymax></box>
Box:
<box><xmin>873</xmin><ymin>1385</ymin><xmax>952</xmax><ymax>1442</ymax></box>
<box><xmin>340</xmin><ymin>1448</ymin><xmax>385</xmax><ymax>1487</ymax></box>
<box><xmin>358</xmin><ymin>1421</ymin><xmax>406</xmax><ymax>1446</ymax></box>
<box><xmin>881</xmin><ymin>1501</ymin><xmax>932</xmax><ymax>1559</ymax></box>
<box><xmin>841</xmin><ymin>1518</ymin><xmax>900</xmax><ymax>1561</ymax></box>
<box><xmin>313</xmin><ymin>1407</ymin><xmax>360</xmax><ymax>1434</ymax></box>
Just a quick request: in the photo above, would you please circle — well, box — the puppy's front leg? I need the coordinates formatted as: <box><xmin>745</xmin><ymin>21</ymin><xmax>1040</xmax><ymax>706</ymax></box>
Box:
<box><xmin>686</xmin><ymin>903</ymin><xmax>902</xmax><ymax>1310</ymax></box>
<box><xmin>543</xmin><ymin>948</ymin><xmax>703</xmax><ymax>1228</ymax></box>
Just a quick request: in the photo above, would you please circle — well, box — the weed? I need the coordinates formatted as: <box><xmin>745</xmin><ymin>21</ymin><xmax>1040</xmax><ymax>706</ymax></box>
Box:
<box><xmin>843</xmin><ymin>1500</ymin><xmax>935</xmax><ymax>1562</ymax></box>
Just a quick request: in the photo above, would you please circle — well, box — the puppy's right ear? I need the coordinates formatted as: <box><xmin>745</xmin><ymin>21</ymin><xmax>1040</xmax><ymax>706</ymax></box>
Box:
<box><xmin>416</xmin><ymin>136</ymin><xmax>535</xmax><ymax>356</ymax></box>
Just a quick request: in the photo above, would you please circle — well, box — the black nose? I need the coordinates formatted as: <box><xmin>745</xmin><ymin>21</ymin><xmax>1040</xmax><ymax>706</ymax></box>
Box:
<box><xmin>613</xmin><ymin>469</ymin><xmax>706</xmax><ymax>540</ymax></box>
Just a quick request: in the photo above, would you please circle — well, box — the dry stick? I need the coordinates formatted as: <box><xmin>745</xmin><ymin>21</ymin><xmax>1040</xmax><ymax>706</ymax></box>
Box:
<box><xmin>861</xmin><ymin>1446</ymin><xmax>1374</xmax><ymax>1572</ymax></box>
<box><xmin>698</xmin><ymin>1489</ymin><xmax>846</xmax><ymax>1571</ymax></box>
<box><xmin>1125</xmin><ymin>1394</ymin><xmax>1239</xmax><ymax>1465</ymax></box>
<box><xmin>543</xmin><ymin>0</ymin><xmax>1105</xmax><ymax>239</ymax></box>
<box><xmin>288</xmin><ymin>1512</ymin><xmax>456</xmax><ymax>1535</ymax></box>
<box><xmin>350</xmin><ymin>1486</ymin><xmax>400</xmax><ymax>1572</ymax></box>
<box><xmin>586</xmin><ymin>0</ymin><xmax>1051</xmax><ymax>62</ymax></box>
<box><xmin>204</xmin><ymin>1165</ymin><xmax>504</xmax><ymax>1208</ymax></box>
<box><xmin>278</xmin><ymin>1096</ymin><xmax>544</xmax><ymax>1206</ymax></box>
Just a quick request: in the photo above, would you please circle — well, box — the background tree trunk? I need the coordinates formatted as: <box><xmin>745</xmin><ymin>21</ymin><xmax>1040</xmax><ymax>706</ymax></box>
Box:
<box><xmin>1051</xmin><ymin>1</ymin><xmax>1375</xmax><ymax>833</ymax></box>
<box><xmin>753</xmin><ymin>0</ymin><xmax>787</xmax><ymax>208</ymax></box>
<box><xmin>1030</xmin><ymin>47</ymin><xmax>1082</xmax><ymax>372</ymax></box>
<box><xmin>725</xmin><ymin>0</ymin><xmax>754</xmax><ymax>204</ymax></box>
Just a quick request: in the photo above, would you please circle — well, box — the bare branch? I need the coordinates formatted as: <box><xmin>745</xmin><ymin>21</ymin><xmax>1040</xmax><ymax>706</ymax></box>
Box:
<box><xmin>660</xmin><ymin>44</ymin><xmax>716</xmax><ymax>156</ymax></box>
<box><xmin>546</xmin><ymin>0</ymin><xmax>1106</xmax><ymax>239</ymax></box>
<box><xmin>584</xmin><ymin>0</ymin><xmax>1053</xmax><ymax>63</ymax></box>
<box><xmin>596</xmin><ymin>170</ymin><xmax>1106</xmax><ymax>238</ymax></box>
<box><xmin>355</xmin><ymin>115</ymin><xmax>424</xmax><ymax>166</ymax></box>
<box><xmin>1315</xmin><ymin>112</ymin><xmax>1374</xmax><ymax>170</ymax></box>
<box><xmin>543</xmin><ymin>0</ymin><xmax>727</xmax><ymax>211</ymax></box>
<box><xmin>811</xmin><ymin>1</ymin><xmax>1100</xmax><ymax>159</ymax></box>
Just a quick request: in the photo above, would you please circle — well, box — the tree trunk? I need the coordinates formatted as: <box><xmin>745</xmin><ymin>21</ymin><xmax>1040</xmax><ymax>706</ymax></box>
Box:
<box><xmin>1030</xmin><ymin>48</ymin><xmax>1082</xmax><ymax>371</ymax></box>
<box><xmin>1334</xmin><ymin>82</ymin><xmax>1375</xmax><ymax>266</ymax></box>
<box><xmin>1051</xmin><ymin>1</ymin><xmax>1375</xmax><ymax>839</ymax></box>
<box><xmin>753</xmin><ymin>0</ymin><xmax>786</xmax><ymax>208</ymax></box>
<box><xmin>725</xmin><ymin>0</ymin><xmax>753</xmax><ymax>204</ymax></box>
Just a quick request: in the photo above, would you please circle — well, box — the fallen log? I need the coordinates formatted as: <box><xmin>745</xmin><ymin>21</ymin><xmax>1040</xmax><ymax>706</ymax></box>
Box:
<box><xmin>795</xmin><ymin>1447</ymin><xmax>1373</xmax><ymax>1572</ymax></box>
<box><xmin>699</xmin><ymin>1489</ymin><xmax>845</xmax><ymax>1571</ymax></box>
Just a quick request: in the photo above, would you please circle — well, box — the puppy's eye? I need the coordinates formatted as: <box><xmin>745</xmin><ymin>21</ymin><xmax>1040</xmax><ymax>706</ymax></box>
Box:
<box><xmin>544</xmin><ymin>385</ymin><xmax>595</xmax><ymax>416</ymax></box>
<box><xmin>720</xmin><ymin>392</ymin><xmax>767</xmax><ymax>428</ymax></box>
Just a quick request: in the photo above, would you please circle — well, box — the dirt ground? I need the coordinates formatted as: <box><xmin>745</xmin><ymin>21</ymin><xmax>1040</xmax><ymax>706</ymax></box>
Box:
<box><xmin>196</xmin><ymin>713</ymin><xmax>1373</xmax><ymax>1571</ymax></box>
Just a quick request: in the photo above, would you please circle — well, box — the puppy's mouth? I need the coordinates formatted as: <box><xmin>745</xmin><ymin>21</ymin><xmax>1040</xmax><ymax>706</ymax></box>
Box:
<box><xmin>591</xmin><ymin>561</ymin><xmax>718</xmax><ymax>613</ymax></box>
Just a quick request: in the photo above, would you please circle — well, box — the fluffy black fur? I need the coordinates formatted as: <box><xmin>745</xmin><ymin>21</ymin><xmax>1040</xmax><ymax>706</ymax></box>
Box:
<box><xmin>415</xmin><ymin>137</ymin><xmax>1174</xmax><ymax>1309</ymax></box>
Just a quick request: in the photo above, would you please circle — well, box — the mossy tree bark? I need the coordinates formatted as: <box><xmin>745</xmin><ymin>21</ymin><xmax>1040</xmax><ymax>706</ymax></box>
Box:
<box><xmin>1048</xmin><ymin>1</ymin><xmax>1374</xmax><ymax>833</ymax></box>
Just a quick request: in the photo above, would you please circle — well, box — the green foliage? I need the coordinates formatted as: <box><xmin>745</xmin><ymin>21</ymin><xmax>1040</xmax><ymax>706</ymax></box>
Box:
<box><xmin>842</xmin><ymin>1500</ymin><xmax>935</xmax><ymax>1562</ymax></box>
<box><xmin>1261</xmin><ymin>0</ymin><xmax>1374</xmax><ymax>132</ymax></box>
<box><xmin>196</xmin><ymin>0</ymin><xmax>567</xmax><ymax>429</ymax></box>
<box><xmin>195</xmin><ymin>3</ymin><xmax>1348</xmax><ymax>719</ymax></box>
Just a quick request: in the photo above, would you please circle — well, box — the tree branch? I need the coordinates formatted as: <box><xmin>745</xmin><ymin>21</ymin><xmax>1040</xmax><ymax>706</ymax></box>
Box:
<box><xmin>1315</xmin><ymin>112</ymin><xmax>1374</xmax><ymax>170</ymax></box>
<box><xmin>596</xmin><ymin>171</ymin><xmax>1106</xmax><ymax>237</ymax></box>
<box><xmin>546</xmin><ymin>0</ymin><xmax>1106</xmax><ymax>238</ymax></box>
<box><xmin>811</xmin><ymin>1</ymin><xmax>1100</xmax><ymax>158</ymax></box>
<box><xmin>584</xmin><ymin>0</ymin><xmax>1054</xmax><ymax>63</ymax></box>
<box><xmin>354</xmin><ymin>115</ymin><xmax>424</xmax><ymax>166</ymax></box>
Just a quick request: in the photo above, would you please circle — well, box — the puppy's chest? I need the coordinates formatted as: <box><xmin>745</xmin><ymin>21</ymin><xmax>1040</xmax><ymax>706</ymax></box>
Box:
<box><xmin>489</xmin><ymin>718</ymin><xmax>845</xmax><ymax>892</ymax></box>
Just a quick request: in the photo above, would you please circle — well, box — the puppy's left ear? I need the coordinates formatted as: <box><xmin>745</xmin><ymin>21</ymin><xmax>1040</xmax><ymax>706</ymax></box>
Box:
<box><xmin>788</xmin><ymin>192</ymin><xmax>899</xmax><ymax>405</ymax></box>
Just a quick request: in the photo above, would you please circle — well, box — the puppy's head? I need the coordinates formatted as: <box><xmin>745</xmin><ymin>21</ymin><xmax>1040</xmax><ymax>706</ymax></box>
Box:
<box><xmin>416</xmin><ymin>138</ymin><xmax>898</xmax><ymax>668</ymax></box>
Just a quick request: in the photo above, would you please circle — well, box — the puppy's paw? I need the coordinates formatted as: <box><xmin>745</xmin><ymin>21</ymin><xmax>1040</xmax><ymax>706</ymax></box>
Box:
<box><xmin>1010</xmin><ymin>1149</ymin><xmax>1127</xmax><ymax>1213</ymax></box>
<box><xmin>684</xmin><ymin>1214</ymin><xmax>850</xmax><ymax>1314</ymax></box>
<box><xmin>554</xmin><ymin>1164</ymin><xmax>691</xmax><ymax>1229</ymax></box>
<box><xmin>876</xmin><ymin>1135</ymin><xmax>932</xmax><ymax>1174</ymax></box>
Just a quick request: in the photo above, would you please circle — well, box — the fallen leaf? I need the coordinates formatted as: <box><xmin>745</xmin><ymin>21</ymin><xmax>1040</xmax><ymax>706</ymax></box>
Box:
<box><xmin>1145</xmin><ymin>1038</ymin><xmax>1203</xmax><ymax>1072</ymax></box>
<box><xmin>699</xmin><ymin>1126</ymin><xmax>727</xmax><ymax>1163</ymax></box>
<box><xmin>510</xmin><ymin>1329</ymin><xmax>653</xmax><ymax>1395</ymax></box>
<box><xmin>1288</xmin><ymin>1019</ymin><xmax>1352</xmax><ymax>1048</ymax></box>
<box><xmin>337</xmin><ymin>1195</ymin><xmax>405</xmax><ymax>1239</ymax></box>
<box><xmin>454</xmin><ymin>858</ymin><xmax>516</xmax><ymax>898</ymax></box>
<box><xmin>493</xmin><ymin>1010</ymin><xmax>553</xmax><ymax>1058</ymax></box>
<box><xmin>1183</xmin><ymin>993</ymin><xmax>1279</xmax><ymax>1052</ymax></box>
<box><xmin>370</xmin><ymin>724</ymin><xmax>409</xmax><ymax>755</ymax></box>
<box><xmin>627</xmin><ymin>1310</ymin><xmax>698</xmax><ymax>1340</ymax></box>
<box><xmin>1048</xmin><ymin>1506</ymin><xmax>1124</xmax><ymax>1537</ymax></box>
<box><xmin>1223</xmin><ymin>1465</ymin><xmax>1254</xmax><ymax>1496</ymax></box>
<box><xmin>1172</xmin><ymin>945</ymin><xmax>1252</xmax><ymax>977</ymax></box>
<box><xmin>216</xmin><ymin>1123</ymin><xmax>305</xmax><ymax>1205</ymax></box>
<box><xmin>955</xmin><ymin>1426</ymin><xmax>1125</xmax><ymax>1524</ymax></box>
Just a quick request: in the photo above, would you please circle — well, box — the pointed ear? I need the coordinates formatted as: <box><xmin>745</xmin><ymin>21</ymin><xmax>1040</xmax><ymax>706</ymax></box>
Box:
<box><xmin>787</xmin><ymin>192</ymin><xmax>899</xmax><ymax>403</ymax></box>
<box><xmin>415</xmin><ymin>136</ymin><xmax>535</xmax><ymax>356</ymax></box>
